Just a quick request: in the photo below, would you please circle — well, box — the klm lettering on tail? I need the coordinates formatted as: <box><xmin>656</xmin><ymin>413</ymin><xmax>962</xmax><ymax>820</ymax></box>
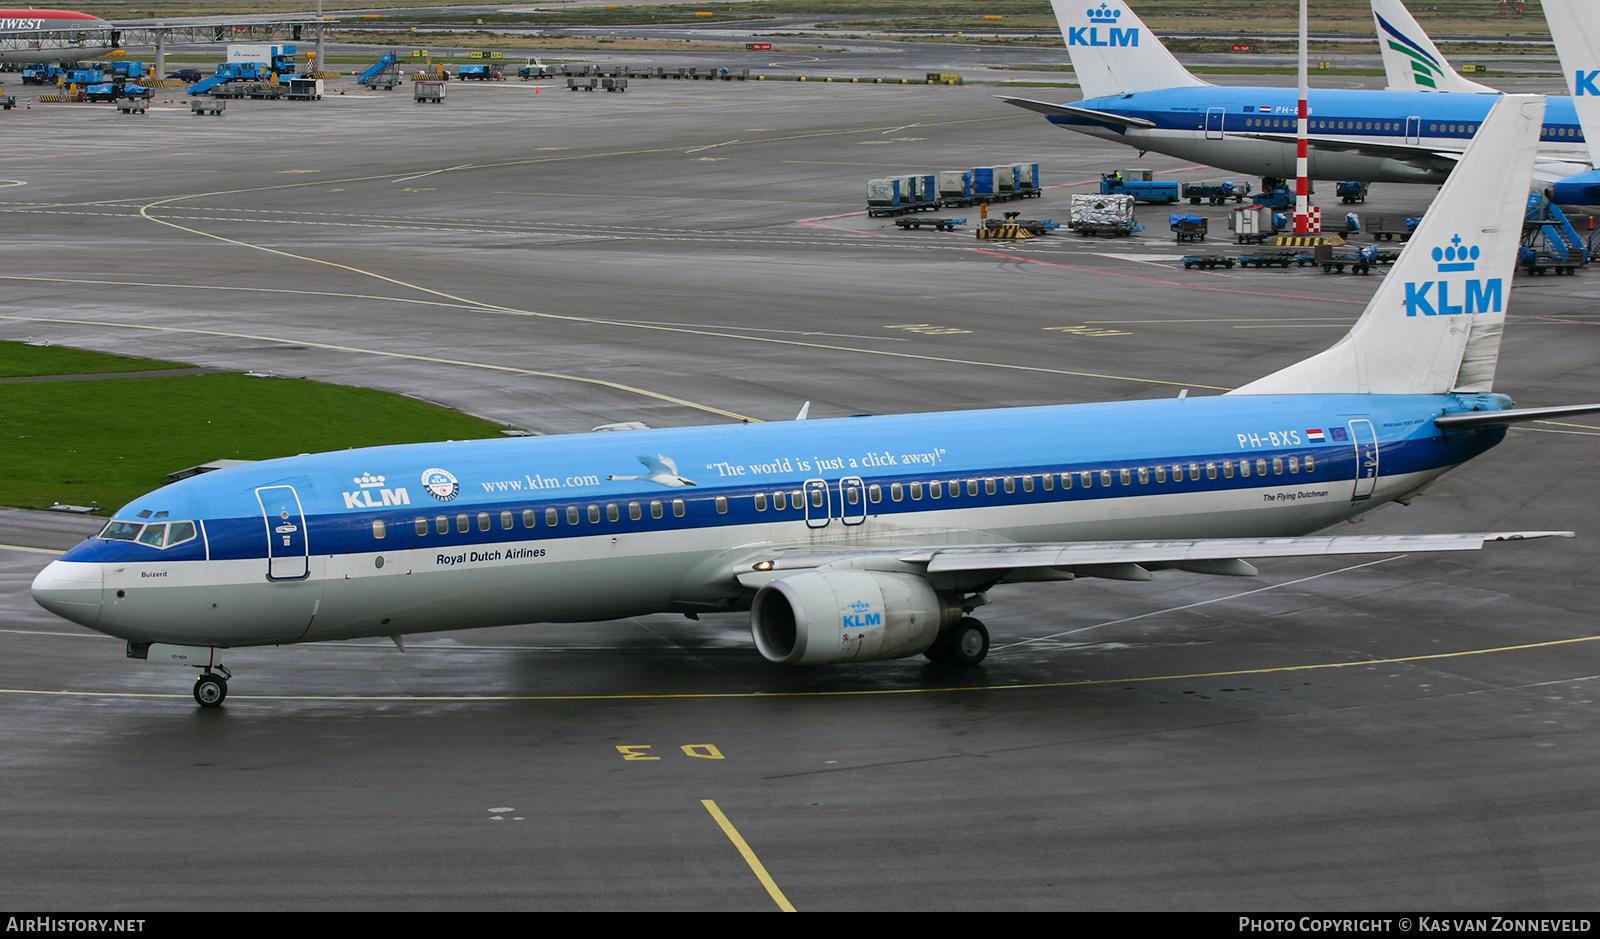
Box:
<box><xmin>1070</xmin><ymin>3</ymin><xmax>1139</xmax><ymax>47</ymax></box>
<box><xmin>1575</xmin><ymin>70</ymin><xmax>1599</xmax><ymax>96</ymax></box>
<box><xmin>1405</xmin><ymin>235</ymin><xmax>1502</xmax><ymax>317</ymax></box>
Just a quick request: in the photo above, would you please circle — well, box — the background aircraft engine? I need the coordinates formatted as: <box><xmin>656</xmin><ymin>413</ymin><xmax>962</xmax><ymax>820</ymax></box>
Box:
<box><xmin>750</xmin><ymin>570</ymin><xmax>961</xmax><ymax>665</ymax></box>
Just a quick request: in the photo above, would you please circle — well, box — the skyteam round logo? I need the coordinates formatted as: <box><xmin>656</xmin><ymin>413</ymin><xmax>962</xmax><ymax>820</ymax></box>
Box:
<box><xmin>420</xmin><ymin>468</ymin><xmax>459</xmax><ymax>502</ymax></box>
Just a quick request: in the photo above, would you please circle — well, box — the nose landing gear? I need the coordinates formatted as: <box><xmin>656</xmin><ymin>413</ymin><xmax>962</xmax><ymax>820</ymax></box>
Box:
<box><xmin>192</xmin><ymin>666</ymin><xmax>231</xmax><ymax>708</ymax></box>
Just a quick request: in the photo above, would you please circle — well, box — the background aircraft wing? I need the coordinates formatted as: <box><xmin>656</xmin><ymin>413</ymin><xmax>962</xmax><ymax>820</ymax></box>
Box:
<box><xmin>736</xmin><ymin>531</ymin><xmax>1571</xmax><ymax>586</ymax></box>
<box><xmin>1235</xmin><ymin>132</ymin><xmax>1460</xmax><ymax>172</ymax></box>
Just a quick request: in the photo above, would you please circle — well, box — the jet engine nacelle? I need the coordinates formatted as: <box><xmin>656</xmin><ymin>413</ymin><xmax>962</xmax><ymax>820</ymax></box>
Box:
<box><xmin>750</xmin><ymin>570</ymin><xmax>962</xmax><ymax>665</ymax></box>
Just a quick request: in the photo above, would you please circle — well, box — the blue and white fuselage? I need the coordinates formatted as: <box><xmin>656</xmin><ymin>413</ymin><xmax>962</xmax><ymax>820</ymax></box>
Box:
<box><xmin>1009</xmin><ymin>0</ymin><xmax>1592</xmax><ymax>189</ymax></box>
<box><xmin>33</xmin><ymin>393</ymin><xmax>1508</xmax><ymax>649</ymax></box>
<box><xmin>1052</xmin><ymin>86</ymin><xmax>1587</xmax><ymax>184</ymax></box>
<box><xmin>29</xmin><ymin>93</ymin><xmax>1590</xmax><ymax>704</ymax></box>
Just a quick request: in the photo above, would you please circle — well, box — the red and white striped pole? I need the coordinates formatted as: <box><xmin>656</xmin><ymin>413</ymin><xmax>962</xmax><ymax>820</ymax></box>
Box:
<box><xmin>1294</xmin><ymin>0</ymin><xmax>1312</xmax><ymax>234</ymax></box>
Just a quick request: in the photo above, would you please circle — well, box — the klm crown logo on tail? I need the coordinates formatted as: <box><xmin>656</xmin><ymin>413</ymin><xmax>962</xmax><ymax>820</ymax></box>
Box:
<box><xmin>1069</xmin><ymin>3</ymin><xmax>1139</xmax><ymax>48</ymax></box>
<box><xmin>1404</xmin><ymin>234</ymin><xmax>1501</xmax><ymax>317</ymax></box>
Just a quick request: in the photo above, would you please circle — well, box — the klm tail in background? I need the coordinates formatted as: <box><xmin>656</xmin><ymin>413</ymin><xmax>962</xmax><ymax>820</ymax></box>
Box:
<box><xmin>1232</xmin><ymin>95</ymin><xmax>1545</xmax><ymax>396</ymax></box>
<box><xmin>1372</xmin><ymin>0</ymin><xmax>1497</xmax><ymax>94</ymax></box>
<box><xmin>1049</xmin><ymin>0</ymin><xmax>1206</xmax><ymax>99</ymax></box>
<box><xmin>1543</xmin><ymin>0</ymin><xmax>1600</xmax><ymax>164</ymax></box>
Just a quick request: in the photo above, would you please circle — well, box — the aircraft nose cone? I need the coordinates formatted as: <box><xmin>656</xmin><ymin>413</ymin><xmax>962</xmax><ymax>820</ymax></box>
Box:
<box><xmin>31</xmin><ymin>560</ymin><xmax>102</xmax><ymax>629</ymax></box>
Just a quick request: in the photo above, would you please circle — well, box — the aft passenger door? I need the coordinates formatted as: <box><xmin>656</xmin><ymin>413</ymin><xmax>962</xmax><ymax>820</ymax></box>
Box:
<box><xmin>256</xmin><ymin>484</ymin><xmax>310</xmax><ymax>580</ymax></box>
<box><xmin>1348</xmin><ymin>420</ymin><xmax>1380</xmax><ymax>501</ymax></box>
<box><xmin>1405</xmin><ymin>116</ymin><xmax>1421</xmax><ymax>145</ymax></box>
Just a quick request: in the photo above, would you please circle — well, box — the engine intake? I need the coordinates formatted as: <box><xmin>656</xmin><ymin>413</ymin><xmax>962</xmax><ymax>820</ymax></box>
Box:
<box><xmin>751</xmin><ymin>570</ymin><xmax>961</xmax><ymax>665</ymax></box>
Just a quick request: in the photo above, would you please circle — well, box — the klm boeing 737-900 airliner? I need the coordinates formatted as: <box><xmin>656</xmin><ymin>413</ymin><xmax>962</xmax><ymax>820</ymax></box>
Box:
<box><xmin>31</xmin><ymin>95</ymin><xmax>1600</xmax><ymax>707</ymax></box>
<box><xmin>1002</xmin><ymin>1</ymin><xmax>1591</xmax><ymax>186</ymax></box>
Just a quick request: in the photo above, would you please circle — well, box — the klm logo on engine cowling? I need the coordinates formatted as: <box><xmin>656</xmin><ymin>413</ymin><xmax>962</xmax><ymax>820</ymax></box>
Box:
<box><xmin>841</xmin><ymin>599</ymin><xmax>881</xmax><ymax>629</ymax></box>
<box><xmin>1575</xmin><ymin>70</ymin><xmax>1599</xmax><ymax>96</ymax></box>
<box><xmin>1069</xmin><ymin>3</ymin><xmax>1139</xmax><ymax>47</ymax></box>
<box><xmin>1404</xmin><ymin>234</ymin><xmax>1502</xmax><ymax>317</ymax></box>
<box><xmin>341</xmin><ymin>472</ymin><xmax>412</xmax><ymax>509</ymax></box>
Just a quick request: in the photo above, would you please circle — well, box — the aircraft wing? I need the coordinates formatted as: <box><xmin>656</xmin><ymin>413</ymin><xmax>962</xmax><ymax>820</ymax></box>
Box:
<box><xmin>1236</xmin><ymin>132</ymin><xmax>1460</xmax><ymax>172</ymax></box>
<box><xmin>996</xmin><ymin>96</ymin><xmax>1158</xmax><ymax>129</ymax></box>
<box><xmin>736</xmin><ymin>530</ymin><xmax>1571</xmax><ymax>587</ymax></box>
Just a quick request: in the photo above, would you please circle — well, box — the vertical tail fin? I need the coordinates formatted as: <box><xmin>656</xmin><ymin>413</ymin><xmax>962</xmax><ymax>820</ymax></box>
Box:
<box><xmin>1372</xmin><ymin>0</ymin><xmax>1498</xmax><ymax>94</ymax></box>
<box><xmin>1050</xmin><ymin>0</ymin><xmax>1206</xmax><ymax>99</ymax></box>
<box><xmin>1541</xmin><ymin>0</ymin><xmax>1600</xmax><ymax>163</ymax></box>
<box><xmin>1231</xmin><ymin>95</ymin><xmax>1545</xmax><ymax>397</ymax></box>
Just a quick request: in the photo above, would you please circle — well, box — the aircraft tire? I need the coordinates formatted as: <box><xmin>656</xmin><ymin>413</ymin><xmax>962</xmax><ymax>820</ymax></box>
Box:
<box><xmin>194</xmin><ymin>674</ymin><xmax>227</xmax><ymax>708</ymax></box>
<box><xmin>942</xmin><ymin>618</ymin><xmax>989</xmax><ymax>667</ymax></box>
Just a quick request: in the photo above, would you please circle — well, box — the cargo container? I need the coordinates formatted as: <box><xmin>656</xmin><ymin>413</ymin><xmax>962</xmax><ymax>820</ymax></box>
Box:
<box><xmin>867</xmin><ymin>178</ymin><xmax>903</xmax><ymax>216</ymax></box>
<box><xmin>285</xmin><ymin>78</ymin><xmax>324</xmax><ymax>100</ymax></box>
<box><xmin>938</xmin><ymin>170</ymin><xmax>974</xmax><ymax>205</ymax></box>
<box><xmin>1069</xmin><ymin>194</ymin><xmax>1138</xmax><ymax>236</ymax></box>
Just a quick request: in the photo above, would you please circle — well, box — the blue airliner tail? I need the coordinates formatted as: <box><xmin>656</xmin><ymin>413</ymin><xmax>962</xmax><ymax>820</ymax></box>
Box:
<box><xmin>1232</xmin><ymin>95</ymin><xmax>1544</xmax><ymax>396</ymax></box>
<box><xmin>1050</xmin><ymin>0</ymin><xmax>1207</xmax><ymax>99</ymax></box>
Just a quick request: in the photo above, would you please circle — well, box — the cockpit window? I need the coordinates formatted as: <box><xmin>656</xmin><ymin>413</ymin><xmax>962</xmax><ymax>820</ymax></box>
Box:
<box><xmin>100</xmin><ymin>521</ymin><xmax>141</xmax><ymax>541</ymax></box>
<box><xmin>100</xmin><ymin>520</ymin><xmax>197</xmax><ymax>549</ymax></box>
<box><xmin>168</xmin><ymin>521</ymin><xmax>196</xmax><ymax>546</ymax></box>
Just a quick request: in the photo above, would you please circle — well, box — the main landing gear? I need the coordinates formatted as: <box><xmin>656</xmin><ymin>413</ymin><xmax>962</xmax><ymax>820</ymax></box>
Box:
<box><xmin>193</xmin><ymin>666</ymin><xmax>231</xmax><ymax>708</ymax></box>
<box><xmin>924</xmin><ymin>617</ymin><xmax>990</xmax><ymax>666</ymax></box>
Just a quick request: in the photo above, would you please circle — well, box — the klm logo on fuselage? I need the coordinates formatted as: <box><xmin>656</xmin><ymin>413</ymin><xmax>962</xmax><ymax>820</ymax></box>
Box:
<box><xmin>1404</xmin><ymin>234</ymin><xmax>1501</xmax><ymax>317</ymax></box>
<box><xmin>1575</xmin><ymin>70</ymin><xmax>1599</xmax><ymax>96</ymax></box>
<box><xmin>1070</xmin><ymin>3</ymin><xmax>1138</xmax><ymax>47</ymax></box>
<box><xmin>341</xmin><ymin>471</ymin><xmax>412</xmax><ymax>509</ymax></box>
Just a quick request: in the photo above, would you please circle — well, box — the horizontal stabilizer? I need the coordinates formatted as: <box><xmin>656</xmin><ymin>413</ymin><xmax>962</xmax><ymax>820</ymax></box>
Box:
<box><xmin>996</xmin><ymin>96</ymin><xmax>1157</xmax><ymax>128</ymax></box>
<box><xmin>1436</xmin><ymin>403</ymin><xmax>1600</xmax><ymax>428</ymax></box>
